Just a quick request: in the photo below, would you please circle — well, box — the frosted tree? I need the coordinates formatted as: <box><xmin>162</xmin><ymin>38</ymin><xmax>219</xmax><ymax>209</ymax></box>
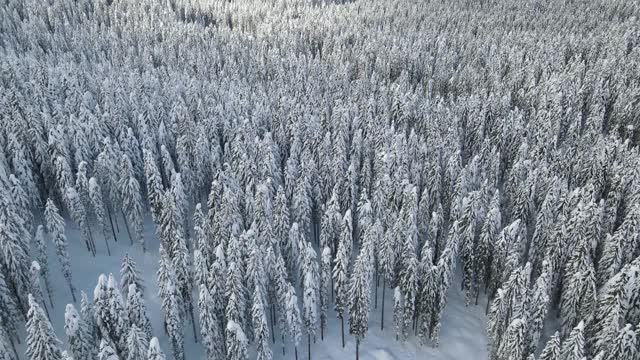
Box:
<box><xmin>285</xmin><ymin>283</ymin><xmax>303</xmax><ymax>360</ymax></box>
<box><xmin>320</xmin><ymin>246</ymin><xmax>332</xmax><ymax>340</ymax></box>
<box><xmin>286</xmin><ymin>222</ymin><xmax>302</xmax><ymax>285</ymax></box>
<box><xmin>121</xmin><ymin>254</ymin><xmax>144</xmax><ymax>298</ymax></box>
<box><xmin>143</xmin><ymin>149</ymin><xmax>164</xmax><ymax>225</ymax></box>
<box><xmin>8</xmin><ymin>174</ymin><xmax>33</xmax><ymax>234</ymax></box>
<box><xmin>526</xmin><ymin>261</ymin><xmax>551</xmax><ymax>354</ymax></box>
<box><xmin>333</xmin><ymin>210</ymin><xmax>353</xmax><ymax>347</ymax></box>
<box><xmin>393</xmin><ymin>286</ymin><xmax>404</xmax><ymax>341</ymax></box>
<box><xmin>89</xmin><ymin>177</ymin><xmax>113</xmax><ymax>255</ymax></box>
<box><xmin>80</xmin><ymin>292</ymin><xmax>97</xmax><ymax>345</ymax></box>
<box><xmin>64</xmin><ymin>304</ymin><xmax>93</xmax><ymax>360</ymax></box>
<box><xmin>127</xmin><ymin>284</ymin><xmax>152</xmax><ymax>339</ymax></box>
<box><xmin>0</xmin><ymin>269</ymin><xmax>20</xmax><ymax>358</ymax></box>
<box><xmin>119</xmin><ymin>155</ymin><xmax>145</xmax><ymax>251</ymax></box>
<box><xmin>26</xmin><ymin>295</ymin><xmax>63</xmax><ymax>360</ymax></box>
<box><xmin>300</xmin><ymin>241</ymin><xmax>318</xmax><ymax>359</ymax></box>
<box><xmin>538</xmin><ymin>332</ymin><xmax>560</xmax><ymax>360</ymax></box>
<box><xmin>34</xmin><ymin>225</ymin><xmax>54</xmax><ymax>307</ymax></box>
<box><xmin>126</xmin><ymin>325</ymin><xmax>149</xmax><ymax>360</ymax></box>
<box><xmin>251</xmin><ymin>286</ymin><xmax>272</xmax><ymax>360</ymax></box>
<box><xmin>561</xmin><ymin>321</ymin><xmax>585</xmax><ymax>360</ymax></box>
<box><xmin>146</xmin><ymin>338</ymin><xmax>166</xmax><ymax>360</ymax></box>
<box><xmin>97</xmin><ymin>339</ymin><xmax>119</xmax><ymax>360</ymax></box>
<box><xmin>198</xmin><ymin>284</ymin><xmax>224</xmax><ymax>360</ymax></box>
<box><xmin>29</xmin><ymin>261</ymin><xmax>50</xmax><ymax>318</ymax></box>
<box><xmin>66</xmin><ymin>186</ymin><xmax>96</xmax><ymax>256</ymax></box>
<box><xmin>496</xmin><ymin>318</ymin><xmax>527</xmax><ymax>360</ymax></box>
<box><xmin>93</xmin><ymin>274</ymin><xmax>128</xmax><ymax>355</ymax></box>
<box><xmin>348</xmin><ymin>230</ymin><xmax>374</xmax><ymax>360</ymax></box>
<box><xmin>605</xmin><ymin>324</ymin><xmax>637</xmax><ymax>360</ymax></box>
<box><xmin>45</xmin><ymin>198</ymin><xmax>76</xmax><ymax>302</ymax></box>
<box><xmin>379</xmin><ymin>226</ymin><xmax>396</xmax><ymax>331</ymax></box>
<box><xmin>475</xmin><ymin>191</ymin><xmax>501</xmax><ymax>304</ymax></box>
<box><xmin>157</xmin><ymin>250</ymin><xmax>184</xmax><ymax>360</ymax></box>
<box><xmin>226</xmin><ymin>320</ymin><xmax>249</xmax><ymax>360</ymax></box>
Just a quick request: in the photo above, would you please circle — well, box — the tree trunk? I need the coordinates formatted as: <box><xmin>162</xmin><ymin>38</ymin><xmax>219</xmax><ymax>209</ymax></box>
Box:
<box><xmin>270</xmin><ymin>304</ymin><xmax>276</xmax><ymax>344</ymax></box>
<box><xmin>45</xmin><ymin>278</ymin><xmax>54</xmax><ymax>308</ymax></box>
<box><xmin>295</xmin><ymin>346</ymin><xmax>298</xmax><ymax>360</ymax></box>
<box><xmin>121</xmin><ymin>210</ymin><xmax>133</xmax><ymax>245</ymax></box>
<box><xmin>381</xmin><ymin>282</ymin><xmax>386</xmax><ymax>331</ymax></box>
<box><xmin>340</xmin><ymin>315</ymin><xmax>345</xmax><ymax>348</ymax></box>
<box><xmin>107</xmin><ymin>208</ymin><xmax>118</xmax><ymax>242</ymax></box>
<box><xmin>189</xmin><ymin>304</ymin><xmax>198</xmax><ymax>343</ymax></box>
<box><xmin>9</xmin><ymin>336</ymin><xmax>19</xmax><ymax>360</ymax></box>
<box><xmin>356</xmin><ymin>338</ymin><xmax>360</xmax><ymax>360</ymax></box>
<box><xmin>282</xmin><ymin>334</ymin><xmax>286</xmax><ymax>356</ymax></box>
<box><xmin>308</xmin><ymin>333</ymin><xmax>311</xmax><ymax>360</ymax></box>
<box><xmin>104</xmin><ymin>232</ymin><xmax>112</xmax><ymax>256</ymax></box>
<box><xmin>374</xmin><ymin>269</ymin><xmax>379</xmax><ymax>309</ymax></box>
<box><xmin>69</xmin><ymin>283</ymin><xmax>77</xmax><ymax>303</ymax></box>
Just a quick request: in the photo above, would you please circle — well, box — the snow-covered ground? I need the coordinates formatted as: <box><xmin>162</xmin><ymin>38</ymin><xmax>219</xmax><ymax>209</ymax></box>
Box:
<box><xmin>21</xmin><ymin>216</ymin><xmax>487</xmax><ymax>360</ymax></box>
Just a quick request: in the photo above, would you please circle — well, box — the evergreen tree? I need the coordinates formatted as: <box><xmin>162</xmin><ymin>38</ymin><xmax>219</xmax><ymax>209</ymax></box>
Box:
<box><xmin>65</xmin><ymin>186</ymin><xmax>95</xmax><ymax>256</ymax></box>
<box><xmin>45</xmin><ymin>198</ymin><xmax>76</xmax><ymax>302</ymax></box>
<box><xmin>348</xmin><ymin>228</ymin><xmax>374</xmax><ymax>360</ymax></box>
<box><xmin>561</xmin><ymin>321</ymin><xmax>585</xmax><ymax>360</ymax></box>
<box><xmin>80</xmin><ymin>291</ymin><xmax>97</xmax><ymax>346</ymax></box>
<box><xmin>29</xmin><ymin>261</ymin><xmax>49</xmax><ymax>318</ymax></box>
<box><xmin>252</xmin><ymin>286</ymin><xmax>273</xmax><ymax>360</ymax></box>
<box><xmin>333</xmin><ymin>210</ymin><xmax>352</xmax><ymax>347</ymax></box>
<box><xmin>146</xmin><ymin>338</ymin><xmax>166</xmax><ymax>360</ymax></box>
<box><xmin>64</xmin><ymin>304</ymin><xmax>93</xmax><ymax>360</ymax></box>
<box><xmin>98</xmin><ymin>339</ymin><xmax>120</xmax><ymax>360</ymax></box>
<box><xmin>34</xmin><ymin>225</ymin><xmax>54</xmax><ymax>307</ymax></box>
<box><xmin>605</xmin><ymin>324</ymin><xmax>637</xmax><ymax>360</ymax></box>
<box><xmin>89</xmin><ymin>177</ymin><xmax>113</xmax><ymax>255</ymax></box>
<box><xmin>320</xmin><ymin>246</ymin><xmax>332</xmax><ymax>340</ymax></box>
<box><xmin>496</xmin><ymin>318</ymin><xmax>527</xmax><ymax>360</ymax></box>
<box><xmin>121</xmin><ymin>254</ymin><xmax>144</xmax><ymax>299</ymax></box>
<box><xmin>285</xmin><ymin>282</ymin><xmax>303</xmax><ymax>360</ymax></box>
<box><xmin>538</xmin><ymin>332</ymin><xmax>560</xmax><ymax>360</ymax></box>
<box><xmin>198</xmin><ymin>284</ymin><xmax>224</xmax><ymax>360</ymax></box>
<box><xmin>127</xmin><ymin>284</ymin><xmax>152</xmax><ymax>339</ymax></box>
<box><xmin>226</xmin><ymin>320</ymin><xmax>248</xmax><ymax>360</ymax></box>
<box><xmin>26</xmin><ymin>294</ymin><xmax>63</xmax><ymax>360</ymax></box>
<box><xmin>126</xmin><ymin>325</ymin><xmax>149</xmax><ymax>360</ymax></box>
<box><xmin>119</xmin><ymin>155</ymin><xmax>145</xmax><ymax>251</ymax></box>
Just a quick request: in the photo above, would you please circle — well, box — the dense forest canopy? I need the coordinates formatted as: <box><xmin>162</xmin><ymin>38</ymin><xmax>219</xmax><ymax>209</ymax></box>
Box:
<box><xmin>0</xmin><ymin>0</ymin><xmax>639</xmax><ymax>359</ymax></box>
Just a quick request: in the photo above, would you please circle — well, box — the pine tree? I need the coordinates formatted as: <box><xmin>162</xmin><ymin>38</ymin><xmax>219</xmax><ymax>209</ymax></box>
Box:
<box><xmin>119</xmin><ymin>155</ymin><xmax>145</xmax><ymax>251</ymax></box>
<box><xmin>285</xmin><ymin>282</ymin><xmax>303</xmax><ymax>360</ymax></box>
<box><xmin>475</xmin><ymin>191</ymin><xmax>500</xmax><ymax>304</ymax></box>
<box><xmin>26</xmin><ymin>294</ymin><xmax>63</xmax><ymax>360</ymax></box>
<box><xmin>199</xmin><ymin>284</ymin><xmax>224</xmax><ymax>360</ymax></box>
<box><xmin>496</xmin><ymin>318</ymin><xmax>527</xmax><ymax>360</ymax></box>
<box><xmin>320</xmin><ymin>246</ymin><xmax>332</xmax><ymax>340</ymax></box>
<box><xmin>538</xmin><ymin>332</ymin><xmax>560</xmax><ymax>360</ymax></box>
<box><xmin>146</xmin><ymin>338</ymin><xmax>166</xmax><ymax>360</ymax></box>
<box><xmin>226</xmin><ymin>320</ymin><xmax>248</xmax><ymax>360</ymax></box>
<box><xmin>301</xmin><ymin>240</ymin><xmax>319</xmax><ymax>350</ymax></box>
<box><xmin>349</xmin><ymin>228</ymin><xmax>374</xmax><ymax>360</ymax></box>
<box><xmin>393</xmin><ymin>286</ymin><xmax>404</xmax><ymax>341</ymax></box>
<box><xmin>64</xmin><ymin>304</ymin><xmax>93</xmax><ymax>360</ymax></box>
<box><xmin>126</xmin><ymin>324</ymin><xmax>149</xmax><ymax>360</ymax></box>
<box><xmin>121</xmin><ymin>254</ymin><xmax>144</xmax><ymax>299</ymax></box>
<box><xmin>157</xmin><ymin>249</ymin><xmax>184</xmax><ymax>360</ymax></box>
<box><xmin>561</xmin><ymin>321</ymin><xmax>585</xmax><ymax>360</ymax></box>
<box><xmin>65</xmin><ymin>186</ymin><xmax>95</xmax><ymax>256</ymax></box>
<box><xmin>526</xmin><ymin>261</ymin><xmax>551</xmax><ymax>354</ymax></box>
<box><xmin>333</xmin><ymin>210</ymin><xmax>352</xmax><ymax>348</ymax></box>
<box><xmin>45</xmin><ymin>198</ymin><xmax>76</xmax><ymax>302</ymax></box>
<box><xmin>127</xmin><ymin>284</ymin><xmax>152</xmax><ymax>339</ymax></box>
<box><xmin>80</xmin><ymin>291</ymin><xmax>97</xmax><ymax>346</ymax></box>
<box><xmin>34</xmin><ymin>225</ymin><xmax>54</xmax><ymax>307</ymax></box>
<box><xmin>89</xmin><ymin>177</ymin><xmax>113</xmax><ymax>255</ymax></box>
<box><xmin>605</xmin><ymin>324</ymin><xmax>637</xmax><ymax>360</ymax></box>
<box><xmin>98</xmin><ymin>339</ymin><xmax>120</xmax><ymax>360</ymax></box>
<box><xmin>378</xmin><ymin>226</ymin><xmax>396</xmax><ymax>331</ymax></box>
<box><xmin>143</xmin><ymin>149</ymin><xmax>164</xmax><ymax>226</ymax></box>
<box><xmin>29</xmin><ymin>261</ymin><xmax>49</xmax><ymax>318</ymax></box>
<box><xmin>252</xmin><ymin>286</ymin><xmax>272</xmax><ymax>360</ymax></box>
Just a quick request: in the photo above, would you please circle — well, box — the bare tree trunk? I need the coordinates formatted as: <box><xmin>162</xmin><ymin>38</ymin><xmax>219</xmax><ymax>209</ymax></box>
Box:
<box><xmin>270</xmin><ymin>304</ymin><xmax>276</xmax><ymax>344</ymax></box>
<box><xmin>282</xmin><ymin>334</ymin><xmax>286</xmax><ymax>356</ymax></box>
<box><xmin>340</xmin><ymin>315</ymin><xmax>345</xmax><ymax>348</ymax></box>
<box><xmin>356</xmin><ymin>338</ymin><xmax>360</xmax><ymax>360</ymax></box>
<box><xmin>69</xmin><ymin>283</ymin><xmax>77</xmax><ymax>303</ymax></box>
<box><xmin>381</xmin><ymin>282</ymin><xmax>386</xmax><ymax>331</ymax></box>
<box><xmin>107</xmin><ymin>208</ymin><xmax>118</xmax><ymax>242</ymax></box>
<box><xmin>189</xmin><ymin>304</ymin><xmax>198</xmax><ymax>343</ymax></box>
<box><xmin>308</xmin><ymin>333</ymin><xmax>311</xmax><ymax>360</ymax></box>
<box><xmin>121</xmin><ymin>210</ymin><xmax>133</xmax><ymax>245</ymax></box>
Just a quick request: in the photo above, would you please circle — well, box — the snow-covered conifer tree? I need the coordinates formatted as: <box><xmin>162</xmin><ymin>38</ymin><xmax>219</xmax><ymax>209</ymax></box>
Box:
<box><xmin>64</xmin><ymin>304</ymin><xmax>93</xmax><ymax>360</ymax></box>
<box><xmin>119</xmin><ymin>155</ymin><xmax>145</xmax><ymax>251</ymax></box>
<box><xmin>34</xmin><ymin>225</ymin><xmax>54</xmax><ymax>307</ymax></box>
<box><xmin>89</xmin><ymin>177</ymin><xmax>113</xmax><ymax>255</ymax></box>
<box><xmin>45</xmin><ymin>198</ymin><xmax>76</xmax><ymax>302</ymax></box>
<box><xmin>127</xmin><ymin>284</ymin><xmax>152</xmax><ymax>339</ymax></box>
<box><xmin>333</xmin><ymin>210</ymin><xmax>353</xmax><ymax>347</ymax></box>
<box><xmin>121</xmin><ymin>254</ymin><xmax>144</xmax><ymax>298</ymax></box>
<box><xmin>198</xmin><ymin>284</ymin><xmax>224</xmax><ymax>360</ymax></box>
<box><xmin>26</xmin><ymin>294</ymin><xmax>63</xmax><ymax>360</ymax></box>
<box><xmin>146</xmin><ymin>338</ymin><xmax>166</xmax><ymax>360</ymax></box>
<box><xmin>126</xmin><ymin>324</ymin><xmax>149</xmax><ymax>360</ymax></box>
<box><xmin>98</xmin><ymin>339</ymin><xmax>119</xmax><ymax>360</ymax></box>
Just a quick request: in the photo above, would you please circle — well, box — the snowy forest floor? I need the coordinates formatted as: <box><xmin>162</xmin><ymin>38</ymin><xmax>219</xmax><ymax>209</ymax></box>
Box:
<box><xmin>18</xmin><ymin>216</ymin><xmax>488</xmax><ymax>360</ymax></box>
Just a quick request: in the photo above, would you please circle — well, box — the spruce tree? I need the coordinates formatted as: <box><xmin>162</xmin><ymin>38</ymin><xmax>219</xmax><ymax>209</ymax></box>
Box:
<box><xmin>34</xmin><ymin>225</ymin><xmax>54</xmax><ymax>307</ymax></box>
<box><xmin>538</xmin><ymin>332</ymin><xmax>560</xmax><ymax>360</ymax></box>
<box><xmin>89</xmin><ymin>177</ymin><xmax>113</xmax><ymax>255</ymax></box>
<box><xmin>26</xmin><ymin>294</ymin><xmax>63</xmax><ymax>360</ymax></box>
<box><xmin>98</xmin><ymin>339</ymin><xmax>119</xmax><ymax>360</ymax></box>
<box><xmin>561</xmin><ymin>321</ymin><xmax>585</xmax><ymax>360</ymax></box>
<box><xmin>121</xmin><ymin>254</ymin><xmax>144</xmax><ymax>299</ymax></box>
<box><xmin>252</xmin><ymin>286</ymin><xmax>273</xmax><ymax>360</ymax></box>
<box><xmin>198</xmin><ymin>284</ymin><xmax>224</xmax><ymax>360</ymax></box>
<box><xmin>64</xmin><ymin>304</ymin><xmax>93</xmax><ymax>360</ymax></box>
<box><xmin>225</xmin><ymin>320</ymin><xmax>249</xmax><ymax>360</ymax></box>
<box><xmin>126</xmin><ymin>324</ymin><xmax>149</xmax><ymax>360</ymax></box>
<box><xmin>333</xmin><ymin>210</ymin><xmax>352</xmax><ymax>348</ymax></box>
<box><xmin>127</xmin><ymin>284</ymin><xmax>152</xmax><ymax>339</ymax></box>
<box><xmin>147</xmin><ymin>338</ymin><xmax>166</xmax><ymax>360</ymax></box>
<box><xmin>45</xmin><ymin>198</ymin><xmax>76</xmax><ymax>302</ymax></box>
